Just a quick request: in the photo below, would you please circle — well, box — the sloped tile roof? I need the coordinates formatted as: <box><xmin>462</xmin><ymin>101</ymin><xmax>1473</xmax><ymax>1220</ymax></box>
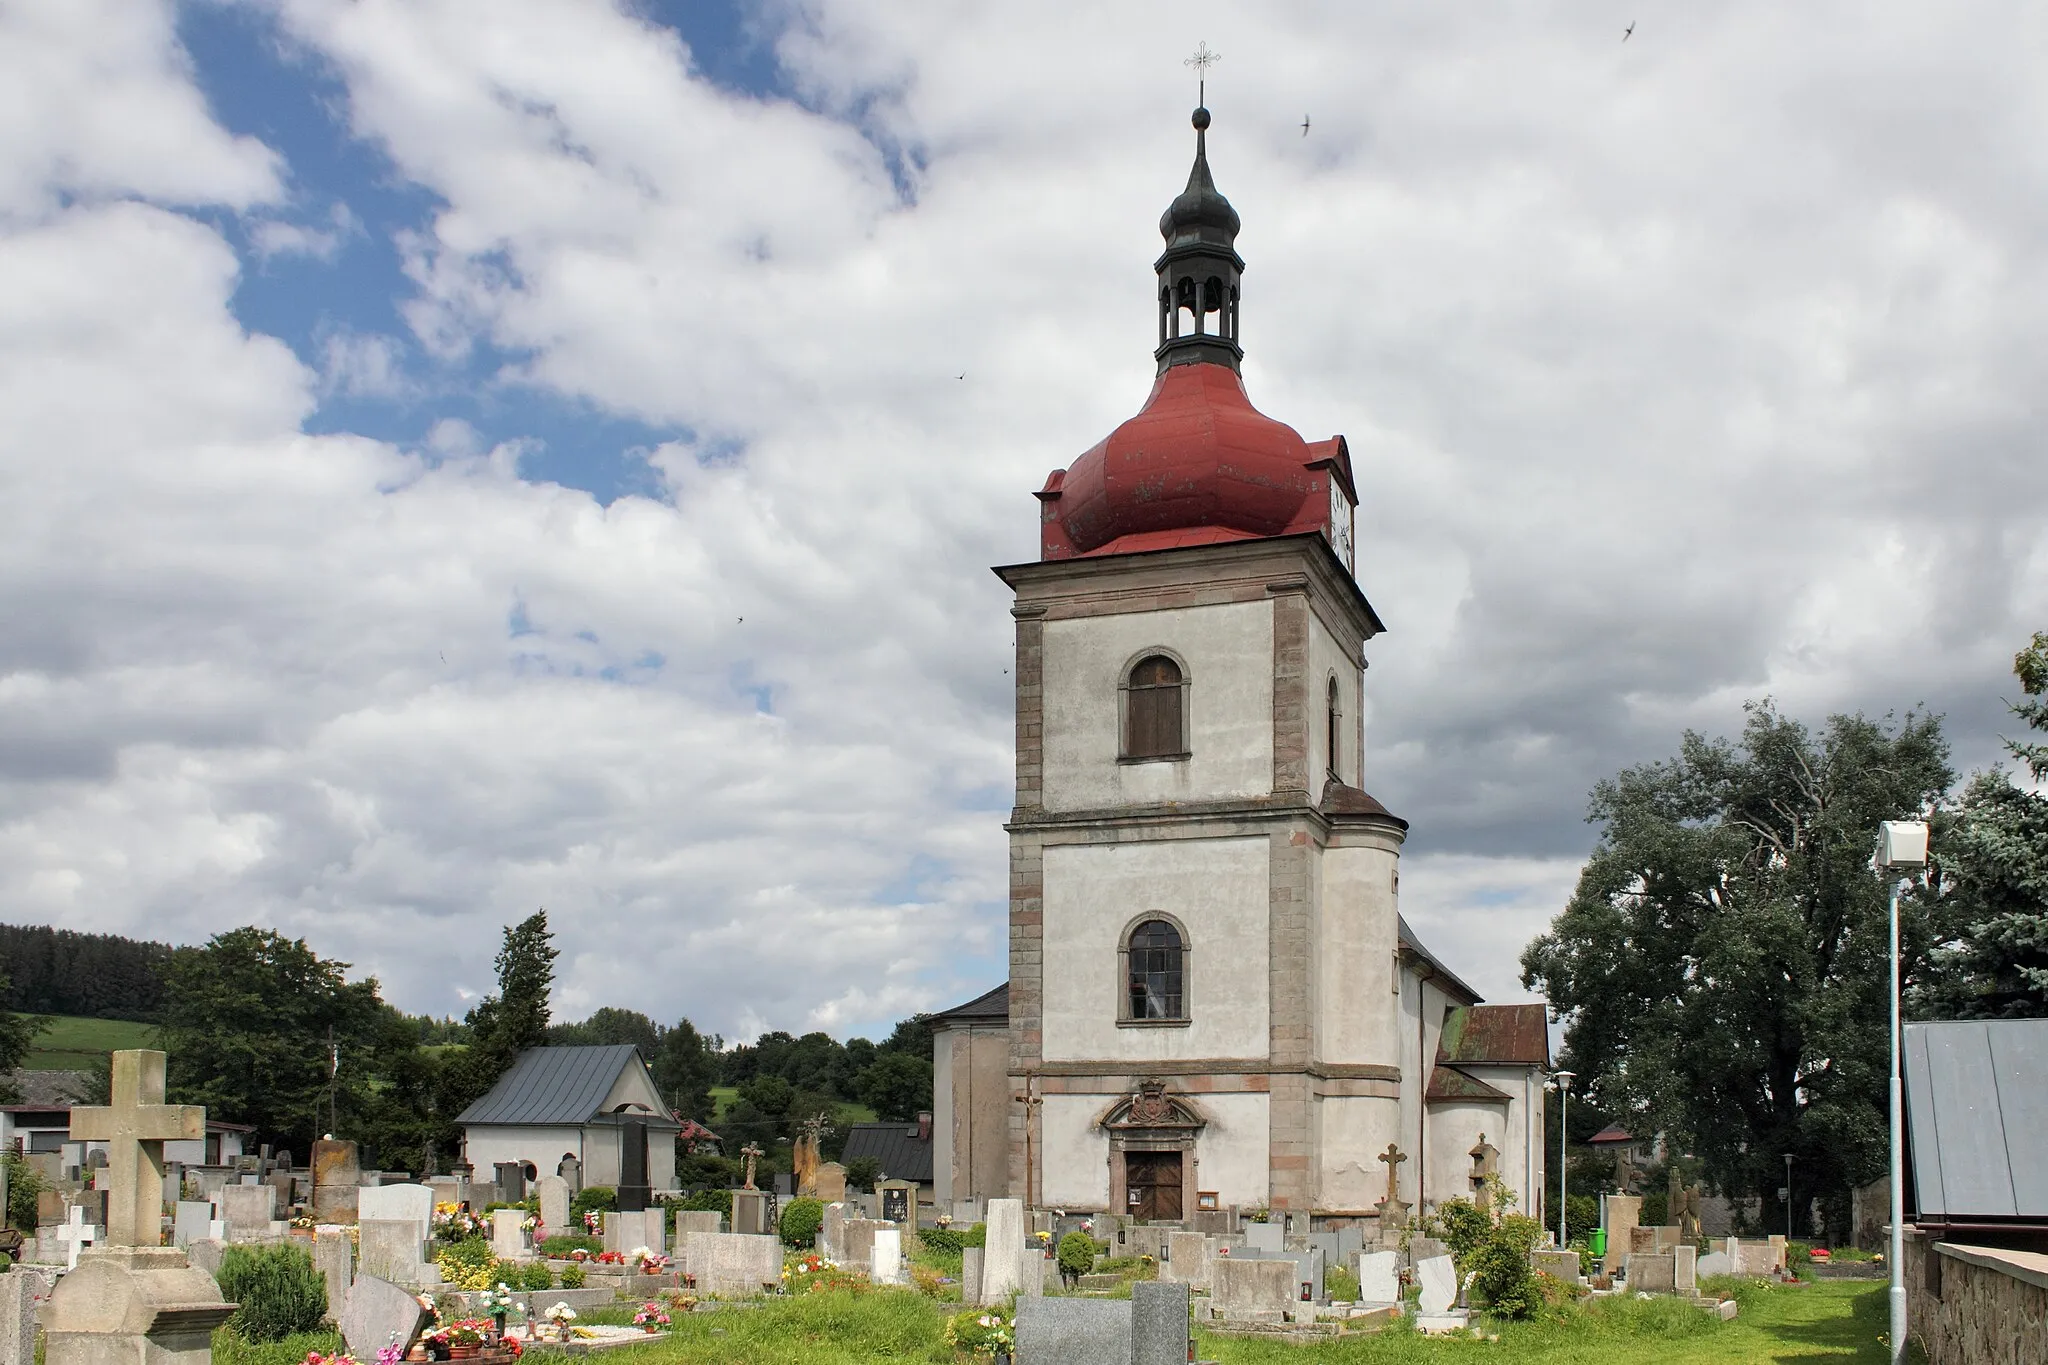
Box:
<box><xmin>1425</xmin><ymin>1065</ymin><xmax>1511</xmax><ymax>1103</ymax></box>
<box><xmin>457</xmin><ymin>1045</ymin><xmax>675</xmax><ymax>1127</ymax></box>
<box><xmin>1435</xmin><ymin>1005</ymin><xmax>1550</xmax><ymax>1067</ymax></box>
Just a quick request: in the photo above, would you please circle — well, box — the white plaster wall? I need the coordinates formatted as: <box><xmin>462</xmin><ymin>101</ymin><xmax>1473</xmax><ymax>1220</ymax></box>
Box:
<box><xmin>1313</xmin><ymin>1094</ymin><xmax>1402</xmax><ymax>1211</ymax></box>
<box><xmin>1306</xmin><ymin>612</ymin><xmax>1362</xmax><ymax>786</ymax></box>
<box><xmin>1040</xmin><ymin>1095</ymin><xmax>1111</xmax><ymax>1208</ymax></box>
<box><xmin>1042</xmin><ymin>837</ymin><xmax>1270</xmax><ymax>1062</ymax></box>
<box><xmin>1423</xmin><ymin>1101</ymin><xmax>1515</xmax><ymax>1215</ymax></box>
<box><xmin>600</xmin><ymin>1062</ymin><xmax>666</xmax><ymax>1115</ymax></box>
<box><xmin>1040</xmin><ymin>601</ymin><xmax>1274</xmax><ymax>811</ymax></box>
<box><xmin>463</xmin><ymin>1124</ymin><xmax>592</xmax><ymax>1183</ymax></box>
<box><xmin>1193</xmin><ymin>1091</ymin><xmax>1271</xmax><ymax>1209</ymax></box>
<box><xmin>1315</xmin><ymin>842</ymin><xmax>1401</xmax><ymax>1068</ymax></box>
<box><xmin>1395</xmin><ymin>971</ymin><xmax>1466</xmax><ymax>1209</ymax></box>
<box><xmin>1463</xmin><ymin>1063</ymin><xmax>1545</xmax><ymax>1220</ymax></box>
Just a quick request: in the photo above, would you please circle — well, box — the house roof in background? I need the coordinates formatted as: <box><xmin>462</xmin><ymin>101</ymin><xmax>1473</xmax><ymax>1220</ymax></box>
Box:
<box><xmin>1588</xmin><ymin>1125</ymin><xmax>1635</xmax><ymax>1146</ymax></box>
<box><xmin>2</xmin><ymin>1070</ymin><xmax>95</xmax><ymax>1106</ymax></box>
<box><xmin>840</xmin><ymin>1120</ymin><xmax>933</xmax><ymax>1184</ymax></box>
<box><xmin>924</xmin><ymin>983</ymin><xmax>1009</xmax><ymax>1025</ymax></box>
<box><xmin>1436</xmin><ymin>1005</ymin><xmax>1550</xmax><ymax>1067</ymax></box>
<box><xmin>458</xmin><ymin>1045</ymin><xmax>676</xmax><ymax>1128</ymax></box>
<box><xmin>1904</xmin><ymin>1019</ymin><xmax>2048</xmax><ymax>1226</ymax></box>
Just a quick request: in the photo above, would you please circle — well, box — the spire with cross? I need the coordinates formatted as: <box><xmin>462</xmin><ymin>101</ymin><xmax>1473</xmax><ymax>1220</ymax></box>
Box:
<box><xmin>1184</xmin><ymin>41</ymin><xmax>1220</xmax><ymax>105</ymax></box>
<box><xmin>67</xmin><ymin>1050</ymin><xmax>205</xmax><ymax>1249</ymax></box>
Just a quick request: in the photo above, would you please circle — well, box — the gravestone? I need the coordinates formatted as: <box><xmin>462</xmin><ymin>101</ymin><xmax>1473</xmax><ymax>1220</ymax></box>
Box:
<box><xmin>1162</xmin><ymin>1231</ymin><xmax>1209</xmax><ymax>1290</ymax></box>
<box><xmin>1655</xmin><ymin>1224</ymin><xmax>1682</xmax><ymax>1252</ymax></box>
<box><xmin>1357</xmin><ymin>1249</ymin><xmax>1400</xmax><ymax>1302</ymax></box>
<box><xmin>55</xmin><ymin>1208</ymin><xmax>97</xmax><ymax>1270</ymax></box>
<box><xmin>982</xmin><ymin>1198</ymin><xmax>1026</xmax><ymax>1300</ymax></box>
<box><xmin>557</xmin><ymin>1154</ymin><xmax>582</xmax><ymax>1193</ymax></box>
<box><xmin>701</xmin><ymin>1232</ymin><xmax>781</xmax><ymax>1296</ymax></box>
<box><xmin>1407</xmin><ymin>1235</ymin><xmax>1448</xmax><ymax>1266</ymax></box>
<box><xmin>314</xmin><ymin>1227</ymin><xmax>354</xmax><ymax>1321</ymax></box>
<box><xmin>310</xmin><ymin>1139</ymin><xmax>361</xmax><ymax>1224</ymax></box>
<box><xmin>356</xmin><ymin>1184</ymin><xmax>433</xmax><ymax>1259</ymax></box>
<box><xmin>871</xmin><ymin>1227</ymin><xmax>905</xmax><ymax>1285</ymax></box>
<box><xmin>677</xmin><ymin>1230</ymin><xmax>721</xmax><ymax>1281</ymax></box>
<box><xmin>1530</xmin><ymin>1249</ymin><xmax>1581</xmax><ymax>1285</ymax></box>
<box><xmin>1696</xmin><ymin>1250</ymin><xmax>1732</xmax><ymax>1278</ymax></box>
<box><xmin>1631</xmin><ymin>1251</ymin><xmax>1677</xmax><ymax>1293</ymax></box>
<box><xmin>174</xmin><ymin>1200</ymin><xmax>220</xmax><ymax>1249</ymax></box>
<box><xmin>674</xmin><ymin>1210</ymin><xmax>721</xmax><ymax>1237</ymax></box>
<box><xmin>1244</xmin><ymin>1221</ymin><xmax>1284</xmax><ymax>1253</ymax></box>
<box><xmin>536</xmin><ymin>1175</ymin><xmax>571</xmax><ymax>1241</ymax></box>
<box><xmin>339</xmin><ymin>1274</ymin><xmax>432</xmax><ymax>1358</ymax></box>
<box><xmin>1</xmin><ymin>1266</ymin><xmax>57</xmax><ymax>1365</ymax></box>
<box><xmin>185</xmin><ymin>1239</ymin><xmax>225</xmax><ymax>1279</ymax></box>
<box><xmin>1208</xmin><ymin>1257</ymin><xmax>1294</xmax><ymax>1323</ymax></box>
<box><xmin>1674</xmin><ymin>1243</ymin><xmax>1698</xmax><ymax>1293</ymax></box>
<box><xmin>1416</xmin><ymin>1254</ymin><xmax>1458</xmax><ymax>1314</ymax></box>
<box><xmin>878</xmin><ymin>1179</ymin><xmax>916</xmax><ymax>1227</ymax></box>
<box><xmin>840</xmin><ymin>1219</ymin><xmax>885</xmax><ymax>1274</ymax></box>
<box><xmin>818</xmin><ymin>1203</ymin><xmax>846</xmax><ymax>1259</ymax></box>
<box><xmin>1016</xmin><ymin>1297</ymin><xmax>1132</xmax><ymax>1365</ymax></box>
<box><xmin>1604</xmin><ymin>1194</ymin><xmax>1642</xmax><ymax>1242</ymax></box>
<box><xmin>730</xmin><ymin>1188</ymin><xmax>770</xmax><ymax>1236</ymax></box>
<box><xmin>492</xmin><ymin>1162</ymin><xmax>526</xmax><ymax>1204</ymax></box>
<box><xmin>66</xmin><ymin>1051</ymin><xmax>205</xmax><ymax>1249</ymax></box>
<box><xmin>1733</xmin><ymin>1238</ymin><xmax>1777</xmax><ymax>1276</ymax></box>
<box><xmin>357</xmin><ymin>1218</ymin><xmax>430</xmax><ymax>1285</ymax></box>
<box><xmin>1130</xmin><ymin>1282</ymin><xmax>1189</xmax><ymax>1365</ymax></box>
<box><xmin>220</xmin><ymin>1183</ymin><xmax>277</xmax><ymax>1242</ymax></box>
<box><xmin>1767</xmin><ymin>1235</ymin><xmax>1788</xmax><ymax>1272</ymax></box>
<box><xmin>962</xmin><ymin>1246</ymin><xmax>984</xmax><ymax>1304</ymax></box>
<box><xmin>616</xmin><ymin>1118</ymin><xmax>650</xmax><ymax>1213</ymax></box>
<box><xmin>491</xmin><ymin>1208</ymin><xmax>530</xmax><ymax>1262</ymax></box>
<box><xmin>606</xmin><ymin>1208</ymin><xmax>662</xmax><ymax>1255</ymax></box>
<box><xmin>815</xmin><ymin>1162</ymin><xmax>847</xmax><ymax>1204</ymax></box>
<box><xmin>1629</xmin><ymin>1225</ymin><xmax>1658</xmax><ymax>1255</ymax></box>
<box><xmin>43</xmin><ymin>1249</ymin><xmax>236</xmax><ymax>1365</ymax></box>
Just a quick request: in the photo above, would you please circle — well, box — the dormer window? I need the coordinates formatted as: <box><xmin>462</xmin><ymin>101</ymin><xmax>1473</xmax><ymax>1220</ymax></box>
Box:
<box><xmin>1122</xmin><ymin>654</ymin><xmax>1188</xmax><ymax>761</ymax></box>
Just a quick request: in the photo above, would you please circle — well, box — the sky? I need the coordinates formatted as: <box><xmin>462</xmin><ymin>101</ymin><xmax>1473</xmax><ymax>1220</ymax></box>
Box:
<box><xmin>4</xmin><ymin>1</ymin><xmax>2044</xmax><ymax>1043</ymax></box>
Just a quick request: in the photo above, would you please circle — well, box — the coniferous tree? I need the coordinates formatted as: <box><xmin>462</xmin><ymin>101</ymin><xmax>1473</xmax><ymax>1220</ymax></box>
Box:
<box><xmin>442</xmin><ymin>911</ymin><xmax>557</xmax><ymax>1118</ymax></box>
<box><xmin>0</xmin><ymin>975</ymin><xmax>47</xmax><ymax>1104</ymax></box>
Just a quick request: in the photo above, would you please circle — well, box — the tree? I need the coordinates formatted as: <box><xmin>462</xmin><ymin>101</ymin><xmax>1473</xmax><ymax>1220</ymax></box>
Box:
<box><xmin>652</xmin><ymin>1019</ymin><xmax>720</xmax><ymax>1123</ymax></box>
<box><xmin>1922</xmin><ymin>633</ymin><xmax>2048</xmax><ymax>1018</ymax></box>
<box><xmin>857</xmin><ymin>1051</ymin><xmax>933</xmax><ymax>1122</ymax></box>
<box><xmin>0</xmin><ymin>974</ymin><xmax>47</xmax><ymax>1104</ymax></box>
<box><xmin>160</xmin><ymin>928</ymin><xmax>385</xmax><ymax>1153</ymax></box>
<box><xmin>444</xmin><ymin>911</ymin><xmax>558</xmax><ymax>1118</ymax></box>
<box><xmin>1520</xmin><ymin>701</ymin><xmax>1951</xmax><ymax>1241</ymax></box>
<box><xmin>550</xmin><ymin>1007</ymin><xmax>659</xmax><ymax>1054</ymax></box>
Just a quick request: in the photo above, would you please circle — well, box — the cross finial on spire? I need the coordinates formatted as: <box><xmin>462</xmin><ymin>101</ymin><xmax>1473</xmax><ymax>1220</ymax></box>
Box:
<box><xmin>1184</xmin><ymin>41</ymin><xmax>1220</xmax><ymax>104</ymax></box>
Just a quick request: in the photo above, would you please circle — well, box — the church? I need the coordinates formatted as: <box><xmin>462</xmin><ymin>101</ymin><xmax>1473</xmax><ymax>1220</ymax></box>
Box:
<box><xmin>927</xmin><ymin>107</ymin><xmax>1551</xmax><ymax>1232</ymax></box>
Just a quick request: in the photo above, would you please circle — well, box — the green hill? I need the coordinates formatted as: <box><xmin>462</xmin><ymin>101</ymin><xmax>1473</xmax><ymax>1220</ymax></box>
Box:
<box><xmin>22</xmin><ymin>1015</ymin><xmax>160</xmax><ymax>1070</ymax></box>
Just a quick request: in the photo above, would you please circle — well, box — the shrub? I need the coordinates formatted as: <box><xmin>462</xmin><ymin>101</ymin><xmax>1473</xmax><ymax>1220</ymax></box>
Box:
<box><xmin>679</xmin><ymin>1188</ymin><xmax>732</xmax><ymax>1216</ymax></box>
<box><xmin>215</xmin><ymin>1244</ymin><xmax>327</xmax><ymax>1342</ymax></box>
<box><xmin>779</xmin><ymin>1197</ymin><xmax>824</xmax><ymax>1249</ymax></box>
<box><xmin>3</xmin><ymin>1152</ymin><xmax>44</xmax><ymax>1232</ymax></box>
<box><xmin>1056</xmin><ymin>1231</ymin><xmax>1097</xmax><ymax>1281</ymax></box>
<box><xmin>1324</xmin><ymin>1264</ymin><xmax>1360</xmax><ymax>1301</ymax></box>
<box><xmin>910</xmin><ymin>1263</ymin><xmax>948</xmax><ymax>1298</ymax></box>
<box><xmin>570</xmin><ymin>1185</ymin><xmax>618</xmax><ymax>1217</ymax></box>
<box><xmin>539</xmin><ymin>1234</ymin><xmax>602</xmax><ymax>1257</ymax></box>
<box><xmin>1565</xmin><ymin>1194</ymin><xmax>1600</xmax><ymax>1244</ymax></box>
<box><xmin>520</xmin><ymin>1261</ymin><xmax>555</xmax><ymax>1291</ymax></box>
<box><xmin>943</xmin><ymin>1304</ymin><xmax>1014</xmax><ymax>1358</ymax></box>
<box><xmin>843</xmin><ymin>1157</ymin><xmax>882</xmax><ymax>1192</ymax></box>
<box><xmin>1466</xmin><ymin>1214</ymin><xmax>1545</xmax><ymax>1320</ymax></box>
<box><xmin>432</xmin><ymin>1237</ymin><xmax>499</xmax><ymax>1291</ymax></box>
<box><xmin>1431</xmin><ymin>1197</ymin><xmax>1492</xmax><ymax>1262</ymax></box>
<box><xmin>961</xmin><ymin>1222</ymin><xmax>986</xmax><ymax>1248</ymax></box>
<box><xmin>560</xmin><ymin>1263</ymin><xmax>587</xmax><ymax>1289</ymax></box>
<box><xmin>919</xmin><ymin>1226</ymin><xmax>964</xmax><ymax>1255</ymax></box>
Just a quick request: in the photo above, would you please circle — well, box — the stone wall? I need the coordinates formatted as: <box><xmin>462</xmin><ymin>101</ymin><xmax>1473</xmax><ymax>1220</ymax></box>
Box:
<box><xmin>1906</xmin><ymin>1235</ymin><xmax>2048</xmax><ymax>1365</ymax></box>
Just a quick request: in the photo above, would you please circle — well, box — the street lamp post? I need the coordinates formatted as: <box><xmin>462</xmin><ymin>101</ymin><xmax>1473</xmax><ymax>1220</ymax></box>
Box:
<box><xmin>1877</xmin><ymin>819</ymin><xmax>1928</xmax><ymax>1365</ymax></box>
<box><xmin>1549</xmin><ymin>1070</ymin><xmax>1575</xmax><ymax>1247</ymax></box>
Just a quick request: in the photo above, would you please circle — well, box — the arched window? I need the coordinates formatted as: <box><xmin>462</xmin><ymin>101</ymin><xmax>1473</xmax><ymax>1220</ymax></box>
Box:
<box><xmin>1125</xmin><ymin>919</ymin><xmax>1186</xmax><ymax>1021</ymax></box>
<box><xmin>1123</xmin><ymin>654</ymin><xmax>1187</xmax><ymax>760</ymax></box>
<box><xmin>1326</xmin><ymin>676</ymin><xmax>1342</xmax><ymax>781</ymax></box>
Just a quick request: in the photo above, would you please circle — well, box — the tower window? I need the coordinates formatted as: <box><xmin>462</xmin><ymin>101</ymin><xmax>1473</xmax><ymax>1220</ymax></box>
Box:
<box><xmin>1327</xmin><ymin>676</ymin><xmax>1342</xmax><ymax>782</ymax></box>
<box><xmin>1124</xmin><ymin>918</ymin><xmax>1187</xmax><ymax>1022</ymax></box>
<box><xmin>1123</xmin><ymin>654</ymin><xmax>1187</xmax><ymax>760</ymax></box>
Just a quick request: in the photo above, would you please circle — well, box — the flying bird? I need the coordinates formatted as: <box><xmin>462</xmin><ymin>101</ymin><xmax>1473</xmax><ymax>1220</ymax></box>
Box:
<box><xmin>1301</xmin><ymin>116</ymin><xmax>1311</xmax><ymax>137</ymax></box>
<box><xmin>1623</xmin><ymin>20</ymin><xmax>1635</xmax><ymax>40</ymax></box>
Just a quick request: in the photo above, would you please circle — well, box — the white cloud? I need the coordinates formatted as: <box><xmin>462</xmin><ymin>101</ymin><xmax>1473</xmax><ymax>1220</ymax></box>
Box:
<box><xmin>6</xmin><ymin>0</ymin><xmax>2047</xmax><ymax>1034</ymax></box>
<box><xmin>251</xmin><ymin>202</ymin><xmax>362</xmax><ymax>262</ymax></box>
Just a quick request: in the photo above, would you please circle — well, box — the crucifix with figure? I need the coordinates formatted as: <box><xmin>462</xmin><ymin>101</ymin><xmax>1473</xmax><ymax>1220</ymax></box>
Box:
<box><xmin>740</xmin><ymin>1143</ymin><xmax>764</xmax><ymax>1191</ymax></box>
<box><xmin>67</xmin><ymin>1050</ymin><xmax>205</xmax><ymax>1248</ymax></box>
<box><xmin>1377</xmin><ymin>1143</ymin><xmax>1407</xmax><ymax>1208</ymax></box>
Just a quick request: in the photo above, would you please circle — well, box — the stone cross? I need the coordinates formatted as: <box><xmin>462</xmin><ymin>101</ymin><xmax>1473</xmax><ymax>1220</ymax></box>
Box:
<box><xmin>740</xmin><ymin>1143</ymin><xmax>764</xmax><ymax>1191</ymax></box>
<box><xmin>56</xmin><ymin>1206</ymin><xmax>96</xmax><ymax>1269</ymax></box>
<box><xmin>67</xmin><ymin>1049</ymin><xmax>205</xmax><ymax>1247</ymax></box>
<box><xmin>1377</xmin><ymin>1144</ymin><xmax>1407</xmax><ymax>1207</ymax></box>
<box><xmin>1468</xmin><ymin>1134</ymin><xmax>1500</xmax><ymax>1214</ymax></box>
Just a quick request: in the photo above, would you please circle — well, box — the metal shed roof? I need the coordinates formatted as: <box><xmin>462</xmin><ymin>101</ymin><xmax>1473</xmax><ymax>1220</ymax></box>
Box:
<box><xmin>1903</xmin><ymin>1019</ymin><xmax>2048</xmax><ymax>1227</ymax></box>
<box><xmin>457</xmin><ymin>1044</ymin><xmax>678</xmax><ymax>1129</ymax></box>
<box><xmin>840</xmin><ymin>1120</ymin><xmax>934</xmax><ymax>1184</ymax></box>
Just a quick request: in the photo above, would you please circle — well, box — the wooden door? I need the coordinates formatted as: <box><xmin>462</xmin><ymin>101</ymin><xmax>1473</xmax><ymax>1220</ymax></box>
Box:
<box><xmin>1124</xmin><ymin>1151</ymin><xmax>1184</xmax><ymax>1221</ymax></box>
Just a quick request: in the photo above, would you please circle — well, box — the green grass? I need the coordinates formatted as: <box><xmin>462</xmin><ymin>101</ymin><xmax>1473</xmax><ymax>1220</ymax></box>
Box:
<box><xmin>23</xmin><ymin>1014</ymin><xmax>159</xmax><ymax>1070</ymax></box>
<box><xmin>705</xmin><ymin>1088</ymin><xmax>876</xmax><ymax>1125</ymax></box>
<box><xmin>211</xmin><ymin>1328</ymin><xmax>346</xmax><ymax>1365</ymax></box>
<box><xmin>509</xmin><ymin>1279</ymin><xmax>1904</xmax><ymax>1365</ymax></box>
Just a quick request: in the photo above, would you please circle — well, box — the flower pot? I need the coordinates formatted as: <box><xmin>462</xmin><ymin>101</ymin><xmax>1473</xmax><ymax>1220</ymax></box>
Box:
<box><xmin>449</xmin><ymin>1347</ymin><xmax>480</xmax><ymax>1360</ymax></box>
<box><xmin>641</xmin><ymin>1325</ymin><xmax>660</xmax><ymax>1335</ymax></box>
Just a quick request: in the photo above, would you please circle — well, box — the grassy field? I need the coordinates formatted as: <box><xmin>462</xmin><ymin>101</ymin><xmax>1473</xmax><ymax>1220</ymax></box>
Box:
<box><xmin>498</xmin><ymin>1278</ymin><xmax>1902</xmax><ymax>1365</ymax></box>
<box><xmin>707</xmin><ymin>1087</ymin><xmax>877</xmax><ymax>1125</ymax></box>
<box><xmin>22</xmin><ymin>1014</ymin><xmax>159</xmax><ymax>1069</ymax></box>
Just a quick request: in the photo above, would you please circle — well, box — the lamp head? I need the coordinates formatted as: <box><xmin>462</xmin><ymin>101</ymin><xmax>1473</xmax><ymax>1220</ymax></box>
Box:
<box><xmin>1875</xmin><ymin>820</ymin><xmax>1929</xmax><ymax>870</ymax></box>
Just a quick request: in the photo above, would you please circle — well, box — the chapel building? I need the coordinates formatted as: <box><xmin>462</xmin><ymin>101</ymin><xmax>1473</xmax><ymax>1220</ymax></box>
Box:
<box><xmin>929</xmin><ymin>108</ymin><xmax>1549</xmax><ymax>1231</ymax></box>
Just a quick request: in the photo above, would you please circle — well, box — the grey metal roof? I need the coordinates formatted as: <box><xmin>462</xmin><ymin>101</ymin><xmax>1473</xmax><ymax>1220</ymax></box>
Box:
<box><xmin>924</xmin><ymin>983</ymin><xmax>1009</xmax><ymax>1025</ymax></box>
<box><xmin>1398</xmin><ymin>915</ymin><xmax>1484</xmax><ymax>1005</ymax></box>
<box><xmin>1903</xmin><ymin>1019</ymin><xmax>2048</xmax><ymax>1225</ymax></box>
<box><xmin>840</xmin><ymin>1121</ymin><xmax>934</xmax><ymax>1184</ymax></box>
<box><xmin>457</xmin><ymin>1045</ymin><xmax>677</xmax><ymax>1128</ymax></box>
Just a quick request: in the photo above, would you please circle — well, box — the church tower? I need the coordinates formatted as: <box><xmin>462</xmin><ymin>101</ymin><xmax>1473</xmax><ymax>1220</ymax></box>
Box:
<box><xmin>993</xmin><ymin>107</ymin><xmax>1411</xmax><ymax>1220</ymax></box>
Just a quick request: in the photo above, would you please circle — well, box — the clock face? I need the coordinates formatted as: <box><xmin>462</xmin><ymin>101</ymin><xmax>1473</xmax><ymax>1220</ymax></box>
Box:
<box><xmin>1327</xmin><ymin>477</ymin><xmax>1355</xmax><ymax>572</ymax></box>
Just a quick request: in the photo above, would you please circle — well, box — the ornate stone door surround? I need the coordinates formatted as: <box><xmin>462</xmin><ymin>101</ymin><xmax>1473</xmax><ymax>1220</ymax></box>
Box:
<box><xmin>1100</xmin><ymin>1079</ymin><xmax>1206</xmax><ymax>1222</ymax></box>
